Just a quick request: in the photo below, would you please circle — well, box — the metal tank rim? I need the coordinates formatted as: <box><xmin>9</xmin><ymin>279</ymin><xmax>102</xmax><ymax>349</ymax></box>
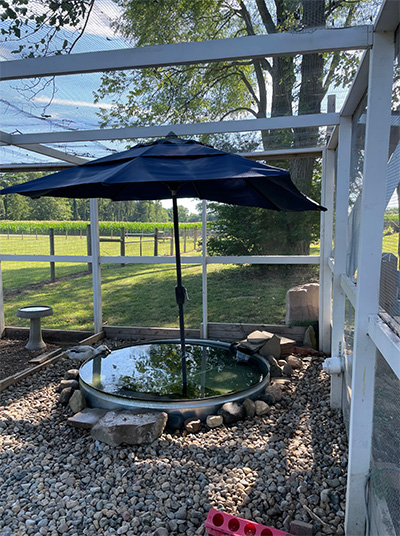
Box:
<box><xmin>78</xmin><ymin>338</ymin><xmax>271</xmax><ymax>421</ymax></box>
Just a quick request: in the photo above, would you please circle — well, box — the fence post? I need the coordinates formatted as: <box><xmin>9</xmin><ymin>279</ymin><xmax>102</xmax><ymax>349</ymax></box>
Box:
<box><xmin>183</xmin><ymin>227</ymin><xmax>187</xmax><ymax>253</ymax></box>
<box><xmin>87</xmin><ymin>224</ymin><xmax>92</xmax><ymax>273</ymax></box>
<box><xmin>140</xmin><ymin>232</ymin><xmax>143</xmax><ymax>256</ymax></box>
<box><xmin>154</xmin><ymin>228</ymin><xmax>158</xmax><ymax>256</ymax></box>
<box><xmin>49</xmin><ymin>228</ymin><xmax>55</xmax><ymax>283</ymax></box>
<box><xmin>120</xmin><ymin>227</ymin><xmax>125</xmax><ymax>267</ymax></box>
<box><xmin>170</xmin><ymin>228</ymin><xmax>174</xmax><ymax>256</ymax></box>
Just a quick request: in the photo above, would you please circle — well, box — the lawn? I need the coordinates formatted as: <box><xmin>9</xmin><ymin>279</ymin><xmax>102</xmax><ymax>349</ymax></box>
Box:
<box><xmin>0</xmin><ymin>231</ymin><xmax>319</xmax><ymax>330</ymax></box>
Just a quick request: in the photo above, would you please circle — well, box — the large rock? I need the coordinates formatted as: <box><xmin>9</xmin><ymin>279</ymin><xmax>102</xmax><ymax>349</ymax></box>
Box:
<box><xmin>58</xmin><ymin>387</ymin><xmax>74</xmax><ymax>406</ymax></box>
<box><xmin>67</xmin><ymin>408</ymin><xmax>108</xmax><ymax>429</ymax></box>
<box><xmin>242</xmin><ymin>398</ymin><xmax>256</xmax><ymax>419</ymax></box>
<box><xmin>254</xmin><ymin>400</ymin><xmax>270</xmax><ymax>416</ymax></box>
<box><xmin>287</xmin><ymin>354</ymin><xmax>303</xmax><ymax>370</ymax></box>
<box><xmin>184</xmin><ymin>418</ymin><xmax>201</xmax><ymax>433</ymax></box>
<box><xmin>91</xmin><ymin>410</ymin><xmax>168</xmax><ymax>446</ymax></box>
<box><xmin>285</xmin><ymin>283</ymin><xmax>319</xmax><ymax>324</ymax></box>
<box><xmin>265</xmin><ymin>383</ymin><xmax>283</xmax><ymax>402</ymax></box>
<box><xmin>258</xmin><ymin>334</ymin><xmax>281</xmax><ymax>359</ymax></box>
<box><xmin>303</xmin><ymin>325</ymin><xmax>317</xmax><ymax>349</ymax></box>
<box><xmin>68</xmin><ymin>390</ymin><xmax>87</xmax><ymax>414</ymax></box>
<box><xmin>206</xmin><ymin>415</ymin><xmax>223</xmax><ymax>428</ymax></box>
<box><xmin>218</xmin><ymin>402</ymin><xmax>245</xmax><ymax>424</ymax></box>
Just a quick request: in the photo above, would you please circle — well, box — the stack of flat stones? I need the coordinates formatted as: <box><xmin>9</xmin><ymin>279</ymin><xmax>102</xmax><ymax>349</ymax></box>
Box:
<box><xmin>237</xmin><ymin>330</ymin><xmax>306</xmax><ymax>379</ymax></box>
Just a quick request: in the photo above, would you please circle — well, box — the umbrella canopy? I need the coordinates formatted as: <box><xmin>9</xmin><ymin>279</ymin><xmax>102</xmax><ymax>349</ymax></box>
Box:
<box><xmin>0</xmin><ymin>134</ymin><xmax>325</xmax><ymax>212</ymax></box>
<box><xmin>0</xmin><ymin>134</ymin><xmax>326</xmax><ymax>396</ymax></box>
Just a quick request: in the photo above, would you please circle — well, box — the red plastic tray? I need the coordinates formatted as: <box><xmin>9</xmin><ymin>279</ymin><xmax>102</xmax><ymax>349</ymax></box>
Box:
<box><xmin>204</xmin><ymin>509</ymin><xmax>293</xmax><ymax>536</ymax></box>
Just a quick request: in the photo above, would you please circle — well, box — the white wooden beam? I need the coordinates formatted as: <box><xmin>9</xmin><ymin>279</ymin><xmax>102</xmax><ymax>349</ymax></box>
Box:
<box><xmin>0</xmin><ymin>262</ymin><xmax>5</xmax><ymax>338</ymax></box>
<box><xmin>368</xmin><ymin>315</ymin><xmax>400</xmax><ymax>379</ymax></box>
<box><xmin>89</xmin><ymin>199</ymin><xmax>102</xmax><ymax>333</ymax></box>
<box><xmin>238</xmin><ymin>147</ymin><xmax>323</xmax><ymax>160</ymax></box>
<box><xmin>319</xmin><ymin>148</ymin><xmax>335</xmax><ymax>353</ymax></box>
<box><xmin>0</xmin><ymin>163</ymin><xmax>75</xmax><ymax>172</ymax></box>
<box><xmin>206</xmin><ymin>255</ymin><xmax>320</xmax><ymax>265</ymax></box>
<box><xmin>345</xmin><ymin>30</ymin><xmax>394</xmax><ymax>536</ymax></box>
<box><xmin>201</xmin><ymin>200</ymin><xmax>208</xmax><ymax>339</ymax></box>
<box><xmin>341</xmin><ymin>50</ymin><xmax>370</xmax><ymax>117</ymax></box>
<box><xmin>331</xmin><ymin>116</ymin><xmax>352</xmax><ymax>377</ymax></box>
<box><xmin>0</xmin><ymin>130</ymin><xmax>88</xmax><ymax>165</ymax></box>
<box><xmin>8</xmin><ymin>114</ymin><xmax>339</xmax><ymax>145</ymax></box>
<box><xmin>0</xmin><ymin>146</ymin><xmax>324</xmax><ymax>171</ymax></box>
<box><xmin>14</xmin><ymin>144</ymin><xmax>88</xmax><ymax>165</ymax></box>
<box><xmin>340</xmin><ymin>274</ymin><xmax>357</xmax><ymax>309</ymax></box>
<box><xmin>374</xmin><ymin>0</ymin><xmax>400</xmax><ymax>32</ymax></box>
<box><xmin>0</xmin><ymin>27</ymin><xmax>373</xmax><ymax>82</ymax></box>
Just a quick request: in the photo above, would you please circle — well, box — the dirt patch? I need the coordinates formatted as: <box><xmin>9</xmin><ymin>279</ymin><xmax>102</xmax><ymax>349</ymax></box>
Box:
<box><xmin>0</xmin><ymin>338</ymin><xmax>70</xmax><ymax>381</ymax></box>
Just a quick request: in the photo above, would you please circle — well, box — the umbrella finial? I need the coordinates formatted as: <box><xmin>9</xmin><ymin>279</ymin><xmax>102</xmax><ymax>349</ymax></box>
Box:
<box><xmin>166</xmin><ymin>131</ymin><xmax>178</xmax><ymax>140</ymax></box>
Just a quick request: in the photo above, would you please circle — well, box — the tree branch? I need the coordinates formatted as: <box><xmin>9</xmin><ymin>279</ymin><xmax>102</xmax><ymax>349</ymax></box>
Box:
<box><xmin>255</xmin><ymin>0</ymin><xmax>277</xmax><ymax>33</ymax></box>
<box><xmin>219</xmin><ymin>107</ymin><xmax>258</xmax><ymax>120</ymax></box>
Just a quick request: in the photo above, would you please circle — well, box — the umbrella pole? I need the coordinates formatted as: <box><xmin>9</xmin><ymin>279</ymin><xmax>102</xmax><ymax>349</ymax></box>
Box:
<box><xmin>171</xmin><ymin>192</ymin><xmax>187</xmax><ymax>397</ymax></box>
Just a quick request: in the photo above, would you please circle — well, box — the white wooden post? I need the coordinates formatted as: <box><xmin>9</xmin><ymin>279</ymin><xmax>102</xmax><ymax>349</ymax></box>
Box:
<box><xmin>318</xmin><ymin>148</ymin><xmax>335</xmax><ymax>354</ymax></box>
<box><xmin>201</xmin><ymin>200</ymin><xmax>208</xmax><ymax>339</ymax></box>
<box><xmin>330</xmin><ymin>116</ymin><xmax>352</xmax><ymax>409</ymax></box>
<box><xmin>345</xmin><ymin>31</ymin><xmax>394</xmax><ymax>536</ymax></box>
<box><xmin>0</xmin><ymin>261</ymin><xmax>5</xmax><ymax>337</ymax></box>
<box><xmin>90</xmin><ymin>198</ymin><xmax>102</xmax><ymax>333</ymax></box>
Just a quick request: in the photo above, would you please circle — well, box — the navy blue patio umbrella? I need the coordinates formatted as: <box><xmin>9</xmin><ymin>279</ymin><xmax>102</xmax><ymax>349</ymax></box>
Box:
<box><xmin>0</xmin><ymin>133</ymin><xmax>326</xmax><ymax>395</ymax></box>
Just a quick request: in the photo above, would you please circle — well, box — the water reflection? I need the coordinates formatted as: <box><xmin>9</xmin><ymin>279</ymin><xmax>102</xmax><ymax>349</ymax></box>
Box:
<box><xmin>80</xmin><ymin>343</ymin><xmax>264</xmax><ymax>400</ymax></box>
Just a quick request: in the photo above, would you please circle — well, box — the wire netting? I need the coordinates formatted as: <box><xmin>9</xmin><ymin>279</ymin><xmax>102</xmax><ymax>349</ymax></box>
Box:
<box><xmin>368</xmin><ymin>351</ymin><xmax>400</xmax><ymax>536</ymax></box>
<box><xmin>379</xmin><ymin>73</ymin><xmax>400</xmax><ymax>320</ymax></box>
<box><xmin>346</xmin><ymin>93</ymin><xmax>367</xmax><ymax>280</ymax></box>
<box><xmin>342</xmin><ymin>296</ymin><xmax>355</xmax><ymax>432</ymax></box>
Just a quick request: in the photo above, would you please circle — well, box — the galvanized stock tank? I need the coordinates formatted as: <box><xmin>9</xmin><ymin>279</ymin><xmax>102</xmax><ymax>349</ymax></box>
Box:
<box><xmin>79</xmin><ymin>339</ymin><xmax>270</xmax><ymax>423</ymax></box>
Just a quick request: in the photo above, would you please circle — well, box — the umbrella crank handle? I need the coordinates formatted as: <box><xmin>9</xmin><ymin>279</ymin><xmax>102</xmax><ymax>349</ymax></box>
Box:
<box><xmin>175</xmin><ymin>285</ymin><xmax>185</xmax><ymax>305</ymax></box>
<box><xmin>175</xmin><ymin>285</ymin><xmax>190</xmax><ymax>304</ymax></box>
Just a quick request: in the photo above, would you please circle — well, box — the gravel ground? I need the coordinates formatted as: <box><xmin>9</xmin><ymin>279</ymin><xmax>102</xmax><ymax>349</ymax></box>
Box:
<box><xmin>0</xmin><ymin>354</ymin><xmax>348</xmax><ymax>536</ymax></box>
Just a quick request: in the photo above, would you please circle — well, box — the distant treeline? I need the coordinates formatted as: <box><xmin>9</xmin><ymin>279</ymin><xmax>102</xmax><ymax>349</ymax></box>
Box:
<box><xmin>0</xmin><ymin>172</ymin><xmax>201</xmax><ymax>223</ymax></box>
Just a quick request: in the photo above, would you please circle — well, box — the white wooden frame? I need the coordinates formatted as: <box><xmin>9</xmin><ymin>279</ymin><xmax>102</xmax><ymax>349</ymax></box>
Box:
<box><xmin>1</xmin><ymin>3</ymin><xmax>400</xmax><ymax>533</ymax></box>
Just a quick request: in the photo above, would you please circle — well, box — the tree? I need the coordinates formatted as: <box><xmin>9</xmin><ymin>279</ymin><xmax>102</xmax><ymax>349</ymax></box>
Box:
<box><xmin>29</xmin><ymin>196</ymin><xmax>72</xmax><ymax>220</ymax></box>
<box><xmin>1</xmin><ymin>1</ymin><xmax>380</xmax><ymax>248</ymax></box>
<box><xmin>0</xmin><ymin>0</ymin><xmax>95</xmax><ymax>58</ymax></box>
<box><xmin>94</xmin><ymin>0</ymin><xmax>378</xmax><ymax>254</ymax></box>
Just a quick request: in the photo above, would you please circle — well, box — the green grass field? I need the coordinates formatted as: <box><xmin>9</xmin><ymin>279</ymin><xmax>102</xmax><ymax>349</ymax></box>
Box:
<box><xmin>0</xmin><ymin>233</ymin><xmax>319</xmax><ymax>331</ymax></box>
<box><xmin>1</xmin><ymin>231</ymin><xmax>397</xmax><ymax>332</ymax></box>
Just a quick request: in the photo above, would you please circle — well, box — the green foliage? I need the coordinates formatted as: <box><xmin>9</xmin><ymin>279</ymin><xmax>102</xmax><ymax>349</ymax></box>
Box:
<box><xmin>0</xmin><ymin>172</ymin><xmax>201</xmax><ymax>223</ymax></box>
<box><xmin>207</xmin><ymin>205</ymin><xmax>320</xmax><ymax>256</ymax></box>
<box><xmin>0</xmin><ymin>0</ymin><xmax>95</xmax><ymax>57</ymax></box>
<box><xmin>0</xmin><ymin>220</ymin><xmax>201</xmax><ymax>235</ymax></box>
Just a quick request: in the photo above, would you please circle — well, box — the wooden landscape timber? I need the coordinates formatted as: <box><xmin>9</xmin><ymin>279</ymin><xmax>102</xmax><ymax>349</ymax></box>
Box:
<box><xmin>0</xmin><ymin>350</ymin><xmax>66</xmax><ymax>392</ymax></box>
<box><xmin>4</xmin><ymin>327</ymin><xmax>94</xmax><ymax>343</ymax></box>
<box><xmin>103</xmin><ymin>322</ymin><xmax>307</xmax><ymax>346</ymax></box>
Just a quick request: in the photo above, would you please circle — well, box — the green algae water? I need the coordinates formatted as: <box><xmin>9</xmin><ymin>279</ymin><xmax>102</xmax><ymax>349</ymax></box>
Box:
<box><xmin>80</xmin><ymin>342</ymin><xmax>264</xmax><ymax>400</ymax></box>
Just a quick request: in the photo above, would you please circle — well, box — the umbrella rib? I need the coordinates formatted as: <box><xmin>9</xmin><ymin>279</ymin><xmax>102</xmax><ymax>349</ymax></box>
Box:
<box><xmin>243</xmin><ymin>178</ymin><xmax>281</xmax><ymax>211</ymax></box>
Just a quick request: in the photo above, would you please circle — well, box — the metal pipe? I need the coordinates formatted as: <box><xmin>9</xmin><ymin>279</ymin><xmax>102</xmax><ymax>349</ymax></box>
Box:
<box><xmin>171</xmin><ymin>192</ymin><xmax>187</xmax><ymax>397</ymax></box>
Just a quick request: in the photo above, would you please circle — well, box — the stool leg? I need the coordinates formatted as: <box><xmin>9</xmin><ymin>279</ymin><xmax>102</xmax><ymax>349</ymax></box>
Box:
<box><xmin>26</xmin><ymin>317</ymin><xmax>46</xmax><ymax>351</ymax></box>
